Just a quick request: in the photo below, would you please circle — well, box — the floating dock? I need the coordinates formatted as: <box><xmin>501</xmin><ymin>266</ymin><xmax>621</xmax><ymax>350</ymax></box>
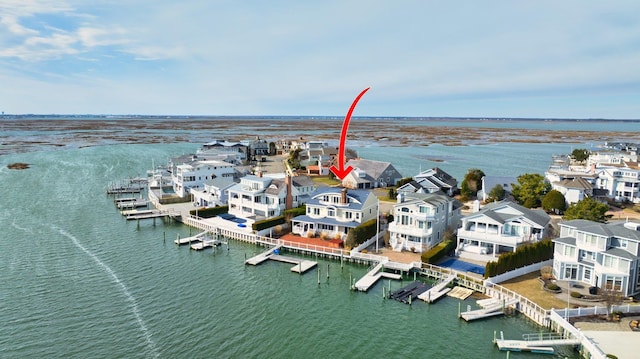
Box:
<box><xmin>116</xmin><ymin>199</ymin><xmax>149</xmax><ymax>209</ymax></box>
<box><xmin>418</xmin><ymin>274</ymin><xmax>456</xmax><ymax>303</ymax></box>
<box><xmin>122</xmin><ymin>209</ymin><xmax>177</xmax><ymax>220</ymax></box>
<box><xmin>390</xmin><ymin>281</ymin><xmax>430</xmax><ymax>304</ymax></box>
<box><xmin>460</xmin><ymin>298</ymin><xmax>518</xmax><ymax>321</ymax></box>
<box><xmin>353</xmin><ymin>261</ymin><xmax>403</xmax><ymax>292</ymax></box>
<box><xmin>494</xmin><ymin>331</ymin><xmax>580</xmax><ymax>354</ymax></box>
<box><xmin>245</xmin><ymin>246</ymin><xmax>317</xmax><ymax>274</ymax></box>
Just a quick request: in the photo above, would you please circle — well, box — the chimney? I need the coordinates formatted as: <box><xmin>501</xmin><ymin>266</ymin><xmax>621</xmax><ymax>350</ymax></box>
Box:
<box><xmin>285</xmin><ymin>175</ymin><xmax>293</xmax><ymax>209</ymax></box>
<box><xmin>341</xmin><ymin>188</ymin><xmax>347</xmax><ymax>204</ymax></box>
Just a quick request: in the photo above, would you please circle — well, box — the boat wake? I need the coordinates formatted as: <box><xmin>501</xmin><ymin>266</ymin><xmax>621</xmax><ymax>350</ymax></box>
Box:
<box><xmin>54</xmin><ymin>226</ymin><xmax>159</xmax><ymax>358</ymax></box>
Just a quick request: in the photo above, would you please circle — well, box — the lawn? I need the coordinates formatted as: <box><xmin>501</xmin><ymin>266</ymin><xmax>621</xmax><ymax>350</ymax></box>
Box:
<box><xmin>311</xmin><ymin>176</ymin><xmax>341</xmax><ymax>186</ymax></box>
<box><xmin>499</xmin><ymin>272</ymin><xmax>569</xmax><ymax>310</ymax></box>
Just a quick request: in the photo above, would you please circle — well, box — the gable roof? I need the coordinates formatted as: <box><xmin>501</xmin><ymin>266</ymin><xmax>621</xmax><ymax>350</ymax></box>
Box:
<box><xmin>560</xmin><ymin>220</ymin><xmax>640</xmax><ymax>241</ymax></box>
<box><xmin>467</xmin><ymin>200</ymin><xmax>551</xmax><ymax>227</ymax></box>
<box><xmin>306</xmin><ymin>188</ymin><xmax>373</xmax><ymax>211</ymax></box>
<box><xmin>554</xmin><ymin>177</ymin><xmax>593</xmax><ymax>190</ymax></box>
<box><xmin>345</xmin><ymin>159</ymin><xmax>397</xmax><ymax>179</ymax></box>
<box><xmin>414</xmin><ymin>167</ymin><xmax>457</xmax><ymax>188</ymax></box>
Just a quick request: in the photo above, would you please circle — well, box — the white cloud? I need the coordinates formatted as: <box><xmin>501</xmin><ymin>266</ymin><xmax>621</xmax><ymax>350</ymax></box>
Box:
<box><xmin>1</xmin><ymin>1</ymin><xmax>639</xmax><ymax>117</ymax></box>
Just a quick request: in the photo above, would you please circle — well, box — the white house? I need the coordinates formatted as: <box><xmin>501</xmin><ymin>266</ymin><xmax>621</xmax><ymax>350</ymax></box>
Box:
<box><xmin>291</xmin><ymin>188</ymin><xmax>378</xmax><ymax>240</ymax></box>
<box><xmin>551</xmin><ymin>177</ymin><xmax>593</xmax><ymax>205</ymax></box>
<box><xmin>191</xmin><ymin>177</ymin><xmax>236</xmax><ymax>208</ymax></box>
<box><xmin>226</xmin><ymin>174</ymin><xmax>315</xmax><ymax>221</ymax></box>
<box><xmin>388</xmin><ymin>192</ymin><xmax>462</xmax><ymax>253</ymax></box>
<box><xmin>597</xmin><ymin>167</ymin><xmax>640</xmax><ymax>203</ymax></box>
<box><xmin>172</xmin><ymin>159</ymin><xmax>236</xmax><ymax>198</ymax></box>
<box><xmin>553</xmin><ymin>219</ymin><xmax>640</xmax><ymax>297</ymax></box>
<box><xmin>456</xmin><ymin>200</ymin><xmax>551</xmax><ymax>256</ymax></box>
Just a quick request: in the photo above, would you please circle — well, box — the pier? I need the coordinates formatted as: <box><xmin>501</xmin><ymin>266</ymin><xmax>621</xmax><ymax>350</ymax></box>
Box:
<box><xmin>245</xmin><ymin>246</ymin><xmax>317</xmax><ymax>274</ymax></box>
<box><xmin>353</xmin><ymin>260</ymin><xmax>403</xmax><ymax>292</ymax></box>
<box><xmin>122</xmin><ymin>209</ymin><xmax>179</xmax><ymax>220</ymax></box>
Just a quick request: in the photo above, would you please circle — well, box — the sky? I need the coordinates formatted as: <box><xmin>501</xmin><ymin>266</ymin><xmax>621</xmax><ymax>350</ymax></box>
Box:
<box><xmin>1</xmin><ymin>1</ymin><xmax>639</xmax><ymax>118</ymax></box>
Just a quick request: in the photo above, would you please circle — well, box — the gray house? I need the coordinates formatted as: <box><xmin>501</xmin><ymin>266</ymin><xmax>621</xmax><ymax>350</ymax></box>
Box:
<box><xmin>342</xmin><ymin>159</ymin><xmax>403</xmax><ymax>189</ymax></box>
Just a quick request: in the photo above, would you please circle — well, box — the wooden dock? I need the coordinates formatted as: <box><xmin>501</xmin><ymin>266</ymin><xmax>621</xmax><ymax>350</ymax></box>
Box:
<box><xmin>446</xmin><ymin>286</ymin><xmax>474</xmax><ymax>300</ymax></box>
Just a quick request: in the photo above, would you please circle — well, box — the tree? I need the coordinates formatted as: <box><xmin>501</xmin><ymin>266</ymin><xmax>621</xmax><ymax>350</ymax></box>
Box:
<box><xmin>571</xmin><ymin>148</ymin><xmax>590</xmax><ymax>163</ymax></box>
<box><xmin>395</xmin><ymin>177</ymin><xmax>413</xmax><ymax>188</ymax></box>
<box><xmin>600</xmin><ymin>289</ymin><xmax>624</xmax><ymax>321</ymax></box>
<box><xmin>460</xmin><ymin>168</ymin><xmax>485</xmax><ymax>200</ymax></box>
<box><xmin>563</xmin><ymin>197</ymin><xmax>610</xmax><ymax>222</ymax></box>
<box><xmin>487</xmin><ymin>184</ymin><xmax>506</xmax><ymax>202</ymax></box>
<box><xmin>542</xmin><ymin>190</ymin><xmax>567</xmax><ymax>214</ymax></box>
<box><xmin>511</xmin><ymin>173</ymin><xmax>551</xmax><ymax>208</ymax></box>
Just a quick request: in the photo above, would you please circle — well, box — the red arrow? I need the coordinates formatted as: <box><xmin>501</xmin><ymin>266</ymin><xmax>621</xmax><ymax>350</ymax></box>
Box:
<box><xmin>330</xmin><ymin>87</ymin><xmax>370</xmax><ymax>180</ymax></box>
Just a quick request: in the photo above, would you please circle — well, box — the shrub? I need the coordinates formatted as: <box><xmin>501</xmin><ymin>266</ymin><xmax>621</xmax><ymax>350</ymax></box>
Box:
<box><xmin>484</xmin><ymin>239</ymin><xmax>554</xmax><ymax>278</ymax></box>
<box><xmin>546</xmin><ymin>283</ymin><xmax>560</xmax><ymax>291</ymax></box>
<box><xmin>570</xmin><ymin>291</ymin><xmax>583</xmax><ymax>298</ymax></box>
<box><xmin>421</xmin><ymin>240</ymin><xmax>455</xmax><ymax>264</ymax></box>
<box><xmin>190</xmin><ymin>205</ymin><xmax>228</xmax><ymax>218</ymax></box>
<box><xmin>252</xmin><ymin>215</ymin><xmax>286</xmax><ymax>231</ymax></box>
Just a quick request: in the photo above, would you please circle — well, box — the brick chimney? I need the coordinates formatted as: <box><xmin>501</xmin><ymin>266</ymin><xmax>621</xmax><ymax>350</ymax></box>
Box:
<box><xmin>341</xmin><ymin>188</ymin><xmax>347</xmax><ymax>204</ymax></box>
<box><xmin>285</xmin><ymin>175</ymin><xmax>293</xmax><ymax>210</ymax></box>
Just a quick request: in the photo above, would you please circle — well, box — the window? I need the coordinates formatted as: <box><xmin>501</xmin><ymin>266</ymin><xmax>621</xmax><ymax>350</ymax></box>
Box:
<box><xmin>604</xmin><ymin>276</ymin><xmax>623</xmax><ymax>291</ymax></box>
<box><xmin>328</xmin><ymin>209</ymin><xmax>335</xmax><ymax>217</ymax></box>
<box><xmin>345</xmin><ymin>212</ymin><xmax>353</xmax><ymax>219</ymax></box>
<box><xmin>401</xmin><ymin>215</ymin><xmax>409</xmax><ymax>225</ymax></box>
<box><xmin>313</xmin><ymin>208</ymin><xmax>320</xmax><ymax>215</ymax></box>
<box><xmin>584</xmin><ymin>268</ymin><xmax>591</xmax><ymax>281</ymax></box>
<box><xmin>564</xmin><ymin>264</ymin><xmax>578</xmax><ymax>280</ymax></box>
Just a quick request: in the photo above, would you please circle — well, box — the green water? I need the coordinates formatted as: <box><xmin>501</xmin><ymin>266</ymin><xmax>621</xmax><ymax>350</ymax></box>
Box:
<box><xmin>0</xmin><ymin>144</ymin><xmax>580</xmax><ymax>358</ymax></box>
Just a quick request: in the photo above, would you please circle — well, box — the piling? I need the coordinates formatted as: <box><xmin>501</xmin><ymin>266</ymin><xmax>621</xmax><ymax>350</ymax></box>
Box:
<box><xmin>317</xmin><ymin>267</ymin><xmax>320</xmax><ymax>285</ymax></box>
<box><xmin>326</xmin><ymin>264</ymin><xmax>329</xmax><ymax>279</ymax></box>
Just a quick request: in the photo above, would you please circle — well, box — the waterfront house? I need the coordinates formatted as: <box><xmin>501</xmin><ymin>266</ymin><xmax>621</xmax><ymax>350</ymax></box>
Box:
<box><xmin>201</xmin><ymin>140</ymin><xmax>248</xmax><ymax>162</ymax></box>
<box><xmin>409</xmin><ymin>167</ymin><xmax>458</xmax><ymax>196</ymax></box>
<box><xmin>291</xmin><ymin>188</ymin><xmax>378</xmax><ymax>240</ymax></box>
<box><xmin>226</xmin><ymin>174</ymin><xmax>315</xmax><ymax>221</ymax></box>
<box><xmin>551</xmin><ymin>177</ymin><xmax>594</xmax><ymax>205</ymax></box>
<box><xmin>596</xmin><ymin>167</ymin><xmax>640</xmax><ymax>203</ymax></box>
<box><xmin>191</xmin><ymin>177</ymin><xmax>236</xmax><ymax>207</ymax></box>
<box><xmin>172</xmin><ymin>158</ymin><xmax>236</xmax><ymax>198</ymax></box>
<box><xmin>552</xmin><ymin>219</ymin><xmax>640</xmax><ymax>297</ymax></box>
<box><xmin>342</xmin><ymin>159</ymin><xmax>403</xmax><ymax>189</ymax></box>
<box><xmin>388</xmin><ymin>192</ymin><xmax>462</xmax><ymax>253</ymax></box>
<box><xmin>456</xmin><ymin>200</ymin><xmax>551</xmax><ymax>256</ymax></box>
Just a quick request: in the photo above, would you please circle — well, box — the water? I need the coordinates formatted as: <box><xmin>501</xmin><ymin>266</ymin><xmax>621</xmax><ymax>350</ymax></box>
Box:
<box><xmin>1</xmin><ymin>142</ymin><xmax>582</xmax><ymax>358</ymax></box>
